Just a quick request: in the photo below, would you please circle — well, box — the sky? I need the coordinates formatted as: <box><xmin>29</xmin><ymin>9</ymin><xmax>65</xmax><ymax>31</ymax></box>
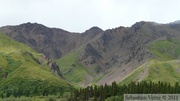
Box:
<box><xmin>0</xmin><ymin>0</ymin><xmax>180</xmax><ymax>32</ymax></box>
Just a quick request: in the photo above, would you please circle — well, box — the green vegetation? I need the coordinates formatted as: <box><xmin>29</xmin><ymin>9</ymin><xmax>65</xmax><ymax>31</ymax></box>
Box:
<box><xmin>148</xmin><ymin>39</ymin><xmax>180</xmax><ymax>60</ymax></box>
<box><xmin>56</xmin><ymin>50</ymin><xmax>92</xmax><ymax>84</ymax></box>
<box><xmin>0</xmin><ymin>78</ymin><xmax>72</xmax><ymax>98</ymax></box>
<box><xmin>0</xmin><ymin>33</ymin><xmax>37</xmax><ymax>54</ymax></box>
<box><xmin>0</xmin><ymin>33</ymin><xmax>73</xmax><ymax>98</ymax></box>
<box><xmin>105</xmin><ymin>96</ymin><xmax>122</xmax><ymax>101</ymax></box>
<box><xmin>0</xmin><ymin>95</ymin><xmax>68</xmax><ymax>101</ymax></box>
<box><xmin>145</xmin><ymin>60</ymin><xmax>180</xmax><ymax>85</ymax></box>
<box><xmin>93</xmin><ymin>73</ymin><xmax>105</xmax><ymax>83</ymax></box>
<box><xmin>120</xmin><ymin>60</ymin><xmax>180</xmax><ymax>85</ymax></box>
<box><xmin>70</xmin><ymin>81</ymin><xmax>180</xmax><ymax>101</ymax></box>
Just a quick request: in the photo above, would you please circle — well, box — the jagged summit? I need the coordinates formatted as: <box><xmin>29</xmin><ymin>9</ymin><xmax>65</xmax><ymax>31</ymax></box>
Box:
<box><xmin>131</xmin><ymin>21</ymin><xmax>160</xmax><ymax>27</ymax></box>
<box><xmin>19</xmin><ymin>22</ymin><xmax>46</xmax><ymax>28</ymax></box>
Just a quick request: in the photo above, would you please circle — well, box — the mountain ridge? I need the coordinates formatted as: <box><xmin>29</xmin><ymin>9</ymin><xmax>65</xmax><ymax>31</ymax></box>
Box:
<box><xmin>0</xmin><ymin>21</ymin><xmax>180</xmax><ymax>86</ymax></box>
<box><xmin>0</xmin><ymin>22</ymin><xmax>104</xmax><ymax>59</ymax></box>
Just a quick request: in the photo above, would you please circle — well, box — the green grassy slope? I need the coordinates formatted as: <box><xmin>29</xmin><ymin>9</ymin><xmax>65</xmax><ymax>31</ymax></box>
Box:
<box><xmin>56</xmin><ymin>50</ymin><xmax>92</xmax><ymax>85</ymax></box>
<box><xmin>0</xmin><ymin>33</ymin><xmax>72</xmax><ymax>96</ymax></box>
<box><xmin>148</xmin><ymin>39</ymin><xmax>180</xmax><ymax>60</ymax></box>
<box><xmin>119</xmin><ymin>60</ymin><xmax>180</xmax><ymax>85</ymax></box>
<box><xmin>119</xmin><ymin>39</ymin><xmax>180</xmax><ymax>85</ymax></box>
<box><xmin>145</xmin><ymin>60</ymin><xmax>180</xmax><ymax>84</ymax></box>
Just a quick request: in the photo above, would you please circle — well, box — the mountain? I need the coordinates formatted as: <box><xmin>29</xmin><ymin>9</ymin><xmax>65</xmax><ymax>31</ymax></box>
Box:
<box><xmin>0</xmin><ymin>21</ymin><xmax>180</xmax><ymax>86</ymax></box>
<box><xmin>0</xmin><ymin>32</ymin><xmax>72</xmax><ymax>96</ymax></box>
<box><xmin>0</xmin><ymin>23</ymin><xmax>103</xmax><ymax>59</ymax></box>
<box><xmin>79</xmin><ymin>21</ymin><xmax>180</xmax><ymax>85</ymax></box>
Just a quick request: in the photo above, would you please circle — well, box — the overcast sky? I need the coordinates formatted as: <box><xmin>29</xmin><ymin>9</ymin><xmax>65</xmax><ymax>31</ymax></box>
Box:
<box><xmin>0</xmin><ymin>0</ymin><xmax>180</xmax><ymax>32</ymax></box>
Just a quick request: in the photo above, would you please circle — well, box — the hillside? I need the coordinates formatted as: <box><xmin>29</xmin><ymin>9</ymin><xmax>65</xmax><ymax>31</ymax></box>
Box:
<box><xmin>119</xmin><ymin>39</ymin><xmax>180</xmax><ymax>85</ymax></box>
<box><xmin>0</xmin><ymin>33</ymin><xmax>72</xmax><ymax>97</ymax></box>
<box><xmin>56</xmin><ymin>49</ymin><xmax>94</xmax><ymax>86</ymax></box>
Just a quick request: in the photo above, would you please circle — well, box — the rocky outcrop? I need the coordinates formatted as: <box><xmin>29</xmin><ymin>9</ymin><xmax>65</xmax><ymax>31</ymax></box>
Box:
<box><xmin>20</xmin><ymin>51</ymin><xmax>64</xmax><ymax>79</ymax></box>
<box><xmin>39</xmin><ymin>53</ymin><xmax>64</xmax><ymax>79</ymax></box>
<box><xmin>48</xmin><ymin>61</ymin><xmax>64</xmax><ymax>78</ymax></box>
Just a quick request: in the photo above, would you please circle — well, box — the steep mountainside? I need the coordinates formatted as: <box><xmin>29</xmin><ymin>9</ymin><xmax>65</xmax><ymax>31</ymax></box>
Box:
<box><xmin>1</xmin><ymin>21</ymin><xmax>180</xmax><ymax>86</ymax></box>
<box><xmin>0</xmin><ymin>33</ymin><xmax>72</xmax><ymax>95</ymax></box>
<box><xmin>0</xmin><ymin>23</ymin><xmax>103</xmax><ymax>59</ymax></box>
<box><xmin>77</xmin><ymin>22</ymin><xmax>180</xmax><ymax>85</ymax></box>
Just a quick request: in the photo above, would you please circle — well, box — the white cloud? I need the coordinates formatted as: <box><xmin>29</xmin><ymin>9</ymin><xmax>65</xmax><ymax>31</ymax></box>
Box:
<box><xmin>0</xmin><ymin>0</ymin><xmax>180</xmax><ymax>32</ymax></box>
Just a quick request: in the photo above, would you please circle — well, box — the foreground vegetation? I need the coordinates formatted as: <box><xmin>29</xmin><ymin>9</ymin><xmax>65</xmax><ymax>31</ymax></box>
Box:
<box><xmin>70</xmin><ymin>81</ymin><xmax>180</xmax><ymax>101</ymax></box>
<box><xmin>0</xmin><ymin>95</ymin><xmax>65</xmax><ymax>101</ymax></box>
<box><xmin>0</xmin><ymin>78</ymin><xmax>73</xmax><ymax>98</ymax></box>
<box><xmin>1</xmin><ymin>81</ymin><xmax>179</xmax><ymax>101</ymax></box>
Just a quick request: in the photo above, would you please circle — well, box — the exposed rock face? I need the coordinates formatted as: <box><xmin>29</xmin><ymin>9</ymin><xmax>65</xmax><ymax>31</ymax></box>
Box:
<box><xmin>21</xmin><ymin>50</ymin><xmax>41</xmax><ymax>64</ymax></box>
<box><xmin>20</xmin><ymin>51</ymin><xmax>64</xmax><ymax>79</ymax></box>
<box><xmin>38</xmin><ymin>53</ymin><xmax>64</xmax><ymax>78</ymax></box>
<box><xmin>48</xmin><ymin>61</ymin><xmax>64</xmax><ymax>78</ymax></box>
<box><xmin>78</xmin><ymin>43</ymin><xmax>102</xmax><ymax>61</ymax></box>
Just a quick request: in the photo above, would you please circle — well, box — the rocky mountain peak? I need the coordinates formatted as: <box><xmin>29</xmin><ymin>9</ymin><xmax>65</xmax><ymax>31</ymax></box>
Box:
<box><xmin>131</xmin><ymin>21</ymin><xmax>159</xmax><ymax>27</ymax></box>
<box><xmin>131</xmin><ymin>21</ymin><xmax>147</xmax><ymax>27</ymax></box>
<box><xmin>84</xmin><ymin>26</ymin><xmax>103</xmax><ymax>34</ymax></box>
<box><xmin>19</xmin><ymin>22</ymin><xmax>46</xmax><ymax>28</ymax></box>
<box><xmin>17</xmin><ymin>22</ymin><xmax>49</xmax><ymax>33</ymax></box>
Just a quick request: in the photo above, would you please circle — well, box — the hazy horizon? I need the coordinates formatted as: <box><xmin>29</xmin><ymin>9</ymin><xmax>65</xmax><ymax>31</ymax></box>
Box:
<box><xmin>0</xmin><ymin>0</ymin><xmax>180</xmax><ymax>32</ymax></box>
